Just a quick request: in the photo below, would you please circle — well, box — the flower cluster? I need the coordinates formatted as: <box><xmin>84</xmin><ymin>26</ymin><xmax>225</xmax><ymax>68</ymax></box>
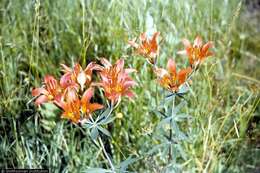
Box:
<box><xmin>32</xmin><ymin>59</ymin><xmax>136</xmax><ymax>123</ymax></box>
<box><xmin>32</xmin><ymin>32</ymin><xmax>213</xmax><ymax>122</ymax></box>
<box><xmin>129</xmin><ymin>32</ymin><xmax>214</xmax><ymax>92</ymax></box>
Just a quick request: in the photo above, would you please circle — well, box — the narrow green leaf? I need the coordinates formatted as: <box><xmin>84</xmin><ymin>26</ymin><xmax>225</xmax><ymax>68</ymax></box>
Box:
<box><xmin>172</xmin><ymin>101</ymin><xmax>187</xmax><ymax>115</ymax></box>
<box><xmin>99</xmin><ymin>116</ymin><xmax>115</xmax><ymax>125</ymax></box>
<box><xmin>97</xmin><ymin>126</ymin><xmax>111</xmax><ymax>137</ymax></box>
<box><xmin>176</xmin><ymin>144</ymin><xmax>187</xmax><ymax>160</ymax></box>
<box><xmin>157</xmin><ymin>116</ymin><xmax>172</xmax><ymax>129</ymax></box>
<box><xmin>153</xmin><ymin>110</ymin><xmax>167</xmax><ymax>118</ymax></box>
<box><xmin>90</xmin><ymin>127</ymin><xmax>99</xmax><ymax>140</ymax></box>
<box><xmin>98</xmin><ymin>106</ymin><xmax>112</xmax><ymax>120</ymax></box>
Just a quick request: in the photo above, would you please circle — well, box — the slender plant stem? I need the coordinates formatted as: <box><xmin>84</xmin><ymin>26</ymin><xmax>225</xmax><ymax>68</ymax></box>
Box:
<box><xmin>168</xmin><ymin>95</ymin><xmax>175</xmax><ymax>162</ymax></box>
<box><xmin>169</xmin><ymin>126</ymin><xmax>172</xmax><ymax>161</ymax></box>
<box><xmin>98</xmin><ymin>137</ymin><xmax>115</xmax><ymax>172</ymax></box>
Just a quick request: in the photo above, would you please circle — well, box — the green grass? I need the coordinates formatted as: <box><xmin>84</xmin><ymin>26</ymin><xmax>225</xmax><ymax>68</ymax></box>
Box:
<box><xmin>0</xmin><ymin>0</ymin><xmax>259</xmax><ymax>172</ymax></box>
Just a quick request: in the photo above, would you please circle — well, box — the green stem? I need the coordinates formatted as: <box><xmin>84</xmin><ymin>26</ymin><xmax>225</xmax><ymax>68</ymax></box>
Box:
<box><xmin>98</xmin><ymin>137</ymin><xmax>115</xmax><ymax>172</ymax></box>
<box><xmin>168</xmin><ymin>95</ymin><xmax>175</xmax><ymax>162</ymax></box>
<box><xmin>169</xmin><ymin>127</ymin><xmax>172</xmax><ymax>161</ymax></box>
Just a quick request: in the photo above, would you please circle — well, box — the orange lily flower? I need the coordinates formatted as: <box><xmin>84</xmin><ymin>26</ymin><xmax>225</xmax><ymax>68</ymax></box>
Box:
<box><xmin>81</xmin><ymin>87</ymin><xmax>104</xmax><ymax>118</ymax></box>
<box><xmin>32</xmin><ymin>75</ymin><xmax>62</xmax><ymax>106</ymax></box>
<box><xmin>60</xmin><ymin>62</ymin><xmax>101</xmax><ymax>90</ymax></box>
<box><xmin>128</xmin><ymin>32</ymin><xmax>160</xmax><ymax>65</ymax></box>
<box><xmin>60</xmin><ymin>98</ymin><xmax>81</xmax><ymax>123</ymax></box>
<box><xmin>57</xmin><ymin>87</ymin><xmax>103</xmax><ymax>123</ymax></box>
<box><xmin>97</xmin><ymin>58</ymin><xmax>136</xmax><ymax>104</ymax></box>
<box><xmin>154</xmin><ymin>59</ymin><xmax>192</xmax><ymax>92</ymax></box>
<box><xmin>178</xmin><ymin>36</ymin><xmax>214</xmax><ymax>67</ymax></box>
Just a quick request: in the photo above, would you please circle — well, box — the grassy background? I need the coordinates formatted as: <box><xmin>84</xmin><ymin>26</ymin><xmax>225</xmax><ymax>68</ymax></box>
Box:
<box><xmin>0</xmin><ymin>0</ymin><xmax>259</xmax><ymax>172</ymax></box>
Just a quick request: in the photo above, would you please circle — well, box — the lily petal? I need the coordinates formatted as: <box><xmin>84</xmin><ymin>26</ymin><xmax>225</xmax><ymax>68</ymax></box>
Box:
<box><xmin>35</xmin><ymin>95</ymin><xmax>48</xmax><ymax>106</ymax></box>
<box><xmin>100</xmin><ymin>58</ymin><xmax>112</xmax><ymax>68</ymax></box>
<box><xmin>193</xmin><ymin>36</ymin><xmax>202</xmax><ymax>47</ymax></box>
<box><xmin>60</xmin><ymin>73</ymin><xmax>72</xmax><ymax>88</ymax></box>
<box><xmin>44</xmin><ymin>75</ymin><xmax>56</xmax><ymax>82</ymax></box>
<box><xmin>182</xmin><ymin>39</ymin><xmax>191</xmax><ymax>48</ymax></box>
<box><xmin>116</xmin><ymin>59</ymin><xmax>124</xmax><ymax>70</ymax></box>
<box><xmin>178</xmin><ymin>67</ymin><xmax>192</xmax><ymax>84</ymax></box>
<box><xmin>167</xmin><ymin>58</ymin><xmax>177</xmax><ymax>76</ymax></box>
<box><xmin>53</xmin><ymin>96</ymin><xmax>64</xmax><ymax>109</ymax></box>
<box><xmin>88</xmin><ymin>103</ymin><xmax>104</xmax><ymax>112</ymax></box>
<box><xmin>151</xmin><ymin>32</ymin><xmax>160</xmax><ymax>51</ymax></box>
<box><xmin>82</xmin><ymin>87</ymin><xmax>94</xmax><ymax>104</ymax></box>
<box><xmin>124</xmin><ymin>91</ymin><xmax>135</xmax><ymax>98</ymax></box>
<box><xmin>154</xmin><ymin>67</ymin><xmax>168</xmax><ymax>78</ymax></box>
<box><xmin>124</xmin><ymin>80</ymin><xmax>137</xmax><ymax>88</ymax></box>
<box><xmin>60</xmin><ymin>64</ymin><xmax>72</xmax><ymax>73</ymax></box>
<box><xmin>85</xmin><ymin>62</ymin><xmax>103</xmax><ymax>71</ymax></box>
<box><xmin>139</xmin><ymin>32</ymin><xmax>147</xmax><ymax>41</ymax></box>
<box><xmin>128</xmin><ymin>39</ymin><xmax>138</xmax><ymax>48</ymax></box>
<box><xmin>65</xmin><ymin>87</ymin><xmax>78</xmax><ymax>102</ymax></box>
<box><xmin>152</xmin><ymin>32</ymin><xmax>160</xmax><ymax>41</ymax></box>
<box><xmin>125</xmin><ymin>68</ymin><xmax>137</xmax><ymax>74</ymax></box>
<box><xmin>32</xmin><ymin>87</ymin><xmax>48</xmax><ymax>96</ymax></box>
<box><xmin>202</xmin><ymin>41</ymin><xmax>214</xmax><ymax>53</ymax></box>
<box><xmin>73</xmin><ymin>63</ymin><xmax>82</xmax><ymax>74</ymax></box>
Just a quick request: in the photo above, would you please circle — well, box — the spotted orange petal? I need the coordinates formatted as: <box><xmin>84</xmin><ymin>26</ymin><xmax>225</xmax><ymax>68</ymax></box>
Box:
<box><xmin>88</xmin><ymin>103</ymin><xmax>104</xmax><ymax>112</ymax></box>
<box><xmin>32</xmin><ymin>87</ymin><xmax>48</xmax><ymax>97</ymax></box>
<box><xmin>35</xmin><ymin>95</ymin><xmax>48</xmax><ymax>106</ymax></box>
<box><xmin>177</xmin><ymin>67</ymin><xmax>192</xmax><ymax>84</ymax></box>
<box><xmin>81</xmin><ymin>87</ymin><xmax>94</xmax><ymax>104</ymax></box>
<box><xmin>167</xmin><ymin>58</ymin><xmax>177</xmax><ymax>76</ymax></box>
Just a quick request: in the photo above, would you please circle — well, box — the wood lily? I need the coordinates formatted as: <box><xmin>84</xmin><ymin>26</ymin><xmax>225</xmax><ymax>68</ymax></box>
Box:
<box><xmin>57</xmin><ymin>87</ymin><xmax>103</xmax><ymax>123</ymax></box>
<box><xmin>60</xmin><ymin>62</ymin><xmax>101</xmax><ymax>90</ymax></box>
<box><xmin>32</xmin><ymin>75</ymin><xmax>62</xmax><ymax>106</ymax></box>
<box><xmin>97</xmin><ymin>58</ymin><xmax>137</xmax><ymax>104</ymax></box>
<box><xmin>154</xmin><ymin>58</ymin><xmax>192</xmax><ymax>93</ymax></box>
<box><xmin>129</xmin><ymin>32</ymin><xmax>160</xmax><ymax>65</ymax></box>
<box><xmin>178</xmin><ymin>36</ymin><xmax>213</xmax><ymax>67</ymax></box>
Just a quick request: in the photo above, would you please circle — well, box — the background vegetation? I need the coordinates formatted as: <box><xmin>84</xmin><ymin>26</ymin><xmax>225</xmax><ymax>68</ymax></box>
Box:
<box><xmin>0</xmin><ymin>0</ymin><xmax>259</xmax><ymax>172</ymax></box>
